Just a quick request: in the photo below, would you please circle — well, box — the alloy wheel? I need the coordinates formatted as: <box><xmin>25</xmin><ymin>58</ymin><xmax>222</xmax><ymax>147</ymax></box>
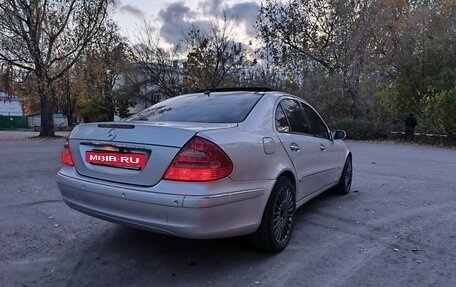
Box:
<box><xmin>272</xmin><ymin>186</ymin><xmax>294</xmax><ymax>243</ymax></box>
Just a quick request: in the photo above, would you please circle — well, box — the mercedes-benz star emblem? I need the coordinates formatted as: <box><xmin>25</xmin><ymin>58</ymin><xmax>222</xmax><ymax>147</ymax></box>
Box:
<box><xmin>107</xmin><ymin>128</ymin><xmax>116</xmax><ymax>140</ymax></box>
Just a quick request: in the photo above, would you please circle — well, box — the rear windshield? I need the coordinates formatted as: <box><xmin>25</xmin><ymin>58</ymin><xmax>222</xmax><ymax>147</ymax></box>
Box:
<box><xmin>127</xmin><ymin>93</ymin><xmax>263</xmax><ymax>123</ymax></box>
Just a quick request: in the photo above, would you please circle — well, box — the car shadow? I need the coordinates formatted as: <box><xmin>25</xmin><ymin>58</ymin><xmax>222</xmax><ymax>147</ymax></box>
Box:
<box><xmin>63</xmin><ymin>191</ymin><xmax>349</xmax><ymax>286</ymax></box>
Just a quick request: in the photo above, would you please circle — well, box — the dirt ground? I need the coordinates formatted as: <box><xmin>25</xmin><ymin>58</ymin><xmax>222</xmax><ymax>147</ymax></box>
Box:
<box><xmin>1</xmin><ymin>135</ymin><xmax>455</xmax><ymax>287</ymax></box>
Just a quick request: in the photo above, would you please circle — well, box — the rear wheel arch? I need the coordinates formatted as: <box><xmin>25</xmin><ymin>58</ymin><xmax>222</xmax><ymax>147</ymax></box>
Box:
<box><xmin>345</xmin><ymin>152</ymin><xmax>352</xmax><ymax>165</ymax></box>
<box><xmin>251</xmin><ymin>175</ymin><xmax>296</xmax><ymax>252</ymax></box>
<box><xmin>333</xmin><ymin>153</ymin><xmax>353</xmax><ymax>195</ymax></box>
<box><xmin>277</xmin><ymin>170</ymin><xmax>296</xmax><ymax>193</ymax></box>
<box><xmin>346</xmin><ymin>152</ymin><xmax>352</xmax><ymax>170</ymax></box>
<box><xmin>339</xmin><ymin>151</ymin><xmax>352</xmax><ymax>176</ymax></box>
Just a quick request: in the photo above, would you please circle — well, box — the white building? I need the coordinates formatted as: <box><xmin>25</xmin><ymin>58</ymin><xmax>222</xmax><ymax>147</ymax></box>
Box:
<box><xmin>114</xmin><ymin>61</ymin><xmax>182</xmax><ymax>120</ymax></box>
<box><xmin>0</xmin><ymin>92</ymin><xmax>23</xmax><ymax>116</ymax></box>
<box><xmin>28</xmin><ymin>113</ymin><xmax>69</xmax><ymax>129</ymax></box>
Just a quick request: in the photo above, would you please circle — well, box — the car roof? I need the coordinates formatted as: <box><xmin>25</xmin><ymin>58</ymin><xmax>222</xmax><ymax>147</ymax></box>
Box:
<box><xmin>193</xmin><ymin>87</ymin><xmax>276</xmax><ymax>93</ymax></box>
<box><xmin>190</xmin><ymin>88</ymin><xmax>309</xmax><ymax>105</ymax></box>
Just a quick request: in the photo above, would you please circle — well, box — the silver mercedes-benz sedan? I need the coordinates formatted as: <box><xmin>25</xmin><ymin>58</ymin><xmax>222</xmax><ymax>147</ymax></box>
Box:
<box><xmin>56</xmin><ymin>88</ymin><xmax>352</xmax><ymax>252</ymax></box>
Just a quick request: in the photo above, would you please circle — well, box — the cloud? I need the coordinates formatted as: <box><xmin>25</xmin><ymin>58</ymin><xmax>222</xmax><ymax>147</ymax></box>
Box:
<box><xmin>198</xmin><ymin>1</ymin><xmax>260</xmax><ymax>36</ymax></box>
<box><xmin>158</xmin><ymin>2</ymin><xmax>209</xmax><ymax>44</ymax></box>
<box><xmin>225</xmin><ymin>2</ymin><xmax>260</xmax><ymax>36</ymax></box>
<box><xmin>198</xmin><ymin>0</ymin><xmax>225</xmax><ymax>14</ymax></box>
<box><xmin>157</xmin><ymin>1</ymin><xmax>260</xmax><ymax>44</ymax></box>
<box><xmin>118</xmin><ymin>4</ymin><xmax>145</xmax><ymax>18</ymax></box>
<box><xmin>158</xmin><ymin>1</ymin><xmax>196</xmax><ymax>20</ymax></box>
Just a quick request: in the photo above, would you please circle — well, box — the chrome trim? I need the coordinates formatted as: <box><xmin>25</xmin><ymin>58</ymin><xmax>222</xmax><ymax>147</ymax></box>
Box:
<box><xmin>82</xmin><ymin>141</ymin><xmax>146</xmax><ymax>150</ymax></box>
<box><xmin>200</xmin><ymin>189</ymin><xmax>264</xmax><ymax>199</ymax></box>
<box><xmin>183</xmin><ymin>188</ymin><xmax>265</xmax><ymax>208</ymax></box>
<box><xmin>298</xmin><ymin>167</ymin><xmax>340</xmax><ymax>182</ymax></box>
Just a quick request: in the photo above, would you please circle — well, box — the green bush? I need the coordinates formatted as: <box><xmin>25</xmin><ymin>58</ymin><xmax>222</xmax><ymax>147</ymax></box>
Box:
<box><xmin>434</xmin><ymin>89</ymin><xmax>456</xmax><ymax>136</ymax></box>
<box><xmin>329</xmin><ymin>118</ymin><xmax>374</xmax><ymax>140</ymax></box>
<box><xmin>418</xmin><ymin>89</ymin><xmax>456</xmax><ymax>136</ymax></box>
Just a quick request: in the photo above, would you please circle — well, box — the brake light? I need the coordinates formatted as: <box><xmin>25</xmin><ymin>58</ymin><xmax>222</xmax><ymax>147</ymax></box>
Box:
<box><xmin>163</xmin><ymin>136</ymin><xmax>233</xmax><ymax>181</ymax></box>
<box><xmin>61</xmin><ymin>141</ymin><xmax>74</xmax><ymax>166</ymax></box>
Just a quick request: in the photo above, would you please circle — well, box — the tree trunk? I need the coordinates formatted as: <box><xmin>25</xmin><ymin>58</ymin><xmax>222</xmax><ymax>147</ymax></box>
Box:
<box><xmin>63</xmin><ymin>71</ymin><xmax>75</xmax><ymax>125</ymax></box>
<box><xmin>105</xmin><ymin>77</ymin><xmax>115</xmax><ymax>121</ymax></box>
<box><xmin>38</xmin><ymin>80</ymin><xmax>55</xmax><ymax>137</ymax></box>
<box><xmin>342</xmin><ymin>67</ymin><xmax>361</xmax><ymax>119</ymax></box>
<box><xmin>106</xmin><ymin>95</ymin><xmax>115</xmax><ymax>122</ymax></box>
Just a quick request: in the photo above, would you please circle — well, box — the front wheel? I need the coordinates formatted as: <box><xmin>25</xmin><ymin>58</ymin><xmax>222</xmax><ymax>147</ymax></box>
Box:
<box><xmin>333</xmin><ymin>155</ymin><xmax>352</xmax><ymax>195</ymax></box>
<box><xmin>251</xmin><ymin>177</ymin><xmax>296</xmax><ymax>253</ymax></box>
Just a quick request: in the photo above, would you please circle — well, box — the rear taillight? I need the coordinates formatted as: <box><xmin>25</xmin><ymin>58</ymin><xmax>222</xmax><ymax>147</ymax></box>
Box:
<box><xmin>61</xmin><ymin>141</ymin><xmax>74</xmax><ymax>166</ymax></box>
<box><xmin>163</xmin><ymin>136</ymin><xmax>233</xmax><ymax>181</ymax></box>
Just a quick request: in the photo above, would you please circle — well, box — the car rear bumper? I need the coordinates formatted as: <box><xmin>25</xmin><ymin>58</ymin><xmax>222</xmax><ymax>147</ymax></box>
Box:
<box><xmin>56</xmin><ymin>167</ymin><xmax>274</xmax><ymax>239</ymax></box>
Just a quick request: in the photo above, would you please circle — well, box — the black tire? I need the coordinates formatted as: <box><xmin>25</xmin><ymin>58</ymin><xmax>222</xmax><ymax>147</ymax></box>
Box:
<box><xmin>333</xmin><ymin>155</ymin><xmax>352</xmax><ymax>195</ymax></box>
<box><xmin>251</xmin><ymin>176</ymin><xmax>296</xmax><ymax>253</ymax></box>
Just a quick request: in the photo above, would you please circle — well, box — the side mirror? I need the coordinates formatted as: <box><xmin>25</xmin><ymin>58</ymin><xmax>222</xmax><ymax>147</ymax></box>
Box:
<box><xmin>331</xmin><ymin>130</ymin><xmax>347</xmax><ymax>140</ymax></box>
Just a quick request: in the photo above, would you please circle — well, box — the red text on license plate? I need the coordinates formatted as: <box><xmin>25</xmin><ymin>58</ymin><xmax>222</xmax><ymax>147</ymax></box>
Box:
<box><xmin>86</xmin><ymin>152</ymin><xmax>146</xmax><ymax>168</ymax></box>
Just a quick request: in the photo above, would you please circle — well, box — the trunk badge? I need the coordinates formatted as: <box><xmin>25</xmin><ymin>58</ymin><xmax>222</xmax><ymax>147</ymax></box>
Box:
<box><xmin>107</xmin><ymin>128</ymin><xmax>117</xmax><ymax>140</ymax></box>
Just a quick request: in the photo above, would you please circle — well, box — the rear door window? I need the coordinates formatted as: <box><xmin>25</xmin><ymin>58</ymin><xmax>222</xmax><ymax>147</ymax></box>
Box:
<box><xmin>275</xmin><ymin>104</ymin><xmax>291</xmax><ymax>132</ymax></box>
<box><xmin>127</xmin><ymin>93</ymin><xmax>263</xmax><ymax>123</ymax></box>
<box><xmin>279</xmin><ymin>99</ymin><xmax>311</xmax><ymax>134</ymax></box>
<box><xmin>302</xmin><ymin>104</ymin><xmax>330</xmax><ymax>139</ymax></box>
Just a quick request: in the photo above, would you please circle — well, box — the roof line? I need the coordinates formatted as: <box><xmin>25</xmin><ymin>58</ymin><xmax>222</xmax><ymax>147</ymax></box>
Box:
<box><xmin>194</xmin><ymin>87</ymin><xmax>277</xmax><ymax>94</ymax></box>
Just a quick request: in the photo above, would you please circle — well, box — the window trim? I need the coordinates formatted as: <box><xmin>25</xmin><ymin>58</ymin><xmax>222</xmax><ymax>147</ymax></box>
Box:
<box><xmin>274</xmin><ymin>98</ymin><xmax>313</xmax><ymax>137</ymax></box>
<box><xmin>275</xmin><ymin>103</ymin><xmax>292</xmax><ymax>133</ymax></box>
<box><xmin>273</xmin><ymin>97</ymin><xmax>332</xmax><ymax>140</ymax></box>
<box><xmin>300</xmin><ymin>102</ymin><xmax>332</xmax><ymax>141</ymax></box>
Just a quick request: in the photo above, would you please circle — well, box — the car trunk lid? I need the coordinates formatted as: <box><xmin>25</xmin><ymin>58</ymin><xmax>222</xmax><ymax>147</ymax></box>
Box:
<box><xmin>68</xmin><ymin>122</ymin><xmax>237</xmax><ymax>186</ymax></box>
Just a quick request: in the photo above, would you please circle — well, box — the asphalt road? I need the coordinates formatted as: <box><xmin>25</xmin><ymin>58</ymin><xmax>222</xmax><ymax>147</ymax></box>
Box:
<box><xmin>1</xmin><ymin>133</ymin><xmax>455</xmax><ymax>287</ymax></box>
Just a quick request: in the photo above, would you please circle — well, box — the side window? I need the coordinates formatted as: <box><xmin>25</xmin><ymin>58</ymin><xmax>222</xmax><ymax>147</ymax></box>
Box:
<box><xmin>279</xmin><ymin>99</ymin><xmax>310</xmax><ymax>134</ymax></box>
<box><xmin>275</xmin><ymin>104</ymin><xmax>290</xmax><ymax>132</ymax></box>
<box><xmin>302</xmin><ymin>104</ymin><xmax>329</xmax><ymax>139</ymax></box>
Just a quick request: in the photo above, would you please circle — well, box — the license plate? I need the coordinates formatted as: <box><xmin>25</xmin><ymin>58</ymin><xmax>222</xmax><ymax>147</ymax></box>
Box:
<box><xmin>85</xmin><ymin>151</ymin><xmax>146</xmax><ymax>168</ymax></box>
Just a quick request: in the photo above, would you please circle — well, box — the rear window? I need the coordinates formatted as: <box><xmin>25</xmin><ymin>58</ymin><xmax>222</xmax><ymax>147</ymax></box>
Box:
<box><xmin>127</xmin><ymin>93</ymin><xmax>263</xmax><ymax>123</ymax></box>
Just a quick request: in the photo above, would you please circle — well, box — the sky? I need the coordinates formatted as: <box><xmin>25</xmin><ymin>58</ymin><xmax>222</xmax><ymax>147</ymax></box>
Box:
<box><xmin>112</xmin><ymin>0</ymin><xmax>263</xmax><ymax>46</ymax></box>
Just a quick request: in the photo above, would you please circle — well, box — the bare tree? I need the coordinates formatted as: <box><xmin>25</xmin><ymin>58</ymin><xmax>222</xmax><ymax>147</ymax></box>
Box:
<box><xmin>0</xmin><ymin>0</ymin><xmax>112</xmax><ymax>136</ymax></box>
<box><xmin>257</xmin><ymin>0</ymin><xmax>377</xmax><ymax>118</ymax></box>
<box><xmin>183</xmin><ymin>15</ymin><xmax>248</xmax><ymax>91</ymax></box>
<box><xmin>65</xmin><ymin>21</ymin><xmax>128</xmax><ymax>123</ymax></box>
<box><xmin>125</xmin><ymin>22</ymin><xmax>183</xmax><ymax>108</ymax></box>
<box><xmin>0</xmin><ymin>61</ymin><xmax>13</xmax><ymax>95</ymax></box>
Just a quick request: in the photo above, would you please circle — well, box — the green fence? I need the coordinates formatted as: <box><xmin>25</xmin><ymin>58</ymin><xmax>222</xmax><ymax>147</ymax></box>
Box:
<box><xmin>0</xmin><ymin>115</ymin><xmax>29</xmax><ymax>129</ymax></box>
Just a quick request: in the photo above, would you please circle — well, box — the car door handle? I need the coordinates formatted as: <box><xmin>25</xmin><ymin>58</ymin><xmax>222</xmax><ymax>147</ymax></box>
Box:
<box><xmin>290</xmin><ymin>143</ymin><xmax>300</xmax><ymax>152</ymax></box>
<box><xmin>320</xmin><ymin>144</ymin><xmax>326</xmax><ymax>151</ymax></box>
